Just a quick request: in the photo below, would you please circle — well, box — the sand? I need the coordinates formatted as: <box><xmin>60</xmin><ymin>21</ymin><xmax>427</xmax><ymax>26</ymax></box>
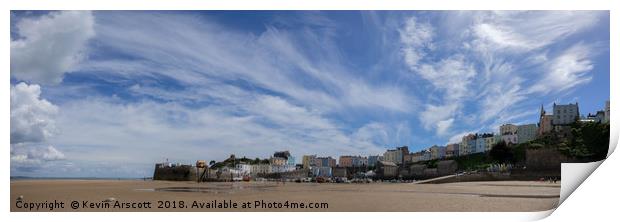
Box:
<box><xmin>10</xmin><ymin>180</ymin><xmax>560</xmax><ymax>212</ymax></box>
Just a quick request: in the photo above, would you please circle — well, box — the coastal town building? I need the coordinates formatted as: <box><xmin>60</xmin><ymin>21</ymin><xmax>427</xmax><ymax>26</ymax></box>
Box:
<box><xmin>500</xmin><ymin>124</ymin><xmax>518</xmax><ymax>145</ymax></box>
<box><xmin>270</xmin><ymin>151</ymin><xmax>296</xmax><ymax>173</ymax></box>
<box><xmin>332</xmin><ymin>167</ymin><xmax>347</xmax><ymax>178</ymax></box>
<box><xmin>553</xmin><ymin>103</ymin><xmax>580</xmax><ymax>125</ymax></box>
<box><xmin>474</xmin><ymin>134</ymin><xmax>495</xmax><ymax>153</ymax></box>
<box><xmin>536</xmin><ymin>103</ymin><xmax>581</xmax><ymax>137</ymax></box>
<box><xmin>270</xmin><ymin>157</ymin><xmax>287</xmax><ymax>166</ymax></box>
<box><xmin>482</xmin><ymin>134</ymin><xmax>496</xmax><ymax>151</ymax></box>
<box><xmin>376</xmin><ymin>161</ymin><xmax>398</xmax><ymax>179</ymax></box>
<box><xmin>250</xmin><ymin>164</ymin><xmax>270</xmax><ymax>176</ymax></box>
<box><xmin>476</xmin><ymin>133</ymin><xmax>494</xmax><ymax>152</ymax></box>
<box><xmin>338</xmin><ymin>155</ymin><xmax>367</xmax><ymax>167</ymax></box>
<box><xmin>367</xmin><ymin>155</ymin><xmax>381</xmax><ymax>167</ymax></box>
<box><xmin>537</xmin><ymin>105</ymin><xmax>554</xmax><ymax>136</ymax></box>
<box><xmin>467</xmin><ymin>137</ymin><xmax>477</xmax><ymax>154</ymax></box>
<box><xmin>410</xmin><ymin>152</ymin><xmax>423</xmax><ymax>163</ymax></box>
<box><xmin>351</xmin><ymin>156</ymin><xmax>368</xmax><ymax>167</ymax></box>
<box><xmin>594</xmin><ymin>111</ymin><xmax>606</xmax><ymax>123</ymax></box>
<box><xmin>605</xmin><ymin>100</ymin><xmax>610</xmax><ymax>123</ymax></box>
<box><xmin>538</xmin><ymin>115</ymin><xmax>553</xmax><ymax>135</ymax></box>
<box><xmin>421</xmin><ymin>150</ymin><xmax>431</xmax><ymax>161</ymax></box>
<box><xmin>270</xmin><ymin>163</ymin><xmax>295</xmax><ymax>173</ymax></box>
<box><xmin>429</xmin><ymin>145</ymin><xmax>446</xmax><ymax>160</ymax></box>
<box><xmin>302</xmin><ymin>155</ymin><xmax>316</xmax><ymax>169</ymax></box>
<box><xmin>581</xmin><ymin>101</ymin><xmax>610</xmax><ymax>124</ymax></box>
<box><xmin>383</xmin><ymin>146</ymin><xmax>409</xmax><ymax>165</ymax></box>
<box><xmin>517</xmin><ymin>124</ymin><xmax>538</xmax><ymax>144</ymax></box>
<box><xmin>445</xmin><ymin>143</ymin><xmax>459</xmax><ymax>158</ymax></box>
<box><xmin>273</xmin><ymin>151</ymin><xmax>296</xmax><ymax>166</ymax></box>
<box><xmin>403</xmin><ymin>153</ymin><xmax>413</xmax><ymax>164</ymax></box>
<box><xmin>338</xmin><ymin>156</ymin><xmax>353</xmax><ymax>167</ymax></box>
<box><xmin>316</xmin><ymin>156</ymin><xmax>337</xmax><ymax>167</ymax></box>
<box><xmin>475</xmin><ymin>136</ymin><xmax>485</xmax><ymax>153</ymax></box>
<box><xmin>581</xmin><ymin>112</ymin><xmax>605</xmax><ymax>123</ymax></box>
<box><xmin>383</xmin><ymin>149</ymin><xmax>399</xmax><ymax>164</ymax></box>
<box><xmin>235</xmin><ymin>163</ymin><xmax>252</xmax><ymax>176</ymax></box>
<box><xmin>460</xmin><ymin>134</ymin><xmax>477</xmax><ymax>156</ymax></box>
<box><xmin>220</xmin><ymin>166</ymin><xmax>242</xmax><ymax>178</ymax></box>
<box><xmin>312</xmin><ymin>166</ymin><xmax>332</xmax><ymax>177</ymax></box>
<box><xmin>295</xmin><ymin>164</ymin><xmax>304</xmax><ymax>170</ymax></box>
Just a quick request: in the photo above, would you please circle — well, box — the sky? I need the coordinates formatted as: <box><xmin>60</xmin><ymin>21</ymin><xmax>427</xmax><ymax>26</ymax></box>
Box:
<box><xmin>10</xmin><ymin>11</ymin><xmax>610</xmax><ymax>178</ymax></box>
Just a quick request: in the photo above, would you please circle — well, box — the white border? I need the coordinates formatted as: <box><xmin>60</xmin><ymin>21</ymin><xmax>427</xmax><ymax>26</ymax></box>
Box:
<box><xmin>2</xmin><ymin>0</ymin><xmax>617</xmax><ymax>10</ymax></box>
<box><xmin>2</xmin><ymin>0</ymin><xmax>617</xmax><ymax>222</ymax></box>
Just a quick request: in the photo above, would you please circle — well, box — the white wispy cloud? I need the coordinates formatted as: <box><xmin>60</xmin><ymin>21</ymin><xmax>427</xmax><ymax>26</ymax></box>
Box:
<box><xmin>478</xmin><ymin>77</ymin><xmax>526</xmax><ymax>122</ymax></box>
<box><xmin>418</xmin><ymin>103</ymin><xmax>459</xmax><ymax>136</ymax></box>
<box><xmin>415</xmin><ymin>55</ymin><xmax>476</xmax><ymax>101</ymax></box>
<box><xmin>399</xmin><ymin>16</ymin><xmax>434</xmax><ymax>67</ymax></box>
<box><xmin>352</xmin><ymin>123</ymin><xmax>390</xmax><ymax>149</ymax></box>
<box><xmin>471</xmin><ymin>11</ymin><xmax>601</xmax><ymax>52</ymax></box>
<box><xmin>528</xmin><ymin>43</ymin><xmax>595</xmax><ymax>94</ymax></box>
<box><xmin>400</xmin><ymin>17</ymin><xmax>476</xmax><ymax>136</ymax></box>
<box><xmin>84</xmin><ymin>11</ymin><xmax>413</xmax><ymax>113</ymax></box>
<box><xmin>399</xmin><ymin>11</ymin><xmax>605</xmax><ymax>138</ymax></box>
<box><xmin>50</xmin><ymin>96</ymin><xmax>386</xmax><ymax>170</ymax></box>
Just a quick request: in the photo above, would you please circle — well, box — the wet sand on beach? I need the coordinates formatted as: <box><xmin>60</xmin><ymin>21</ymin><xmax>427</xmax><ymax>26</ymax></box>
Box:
<box><xmin>11</xmin><ymin>180</ymin><xmax>560</xmax><ymax>212</ymax></box>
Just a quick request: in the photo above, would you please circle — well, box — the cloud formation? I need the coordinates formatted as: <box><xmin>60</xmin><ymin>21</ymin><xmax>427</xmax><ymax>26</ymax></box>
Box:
<box><xmin>83</xmin><ymin>12</ymin><xmax>412</xmax><ymax>113</ymax></box>
<box><xmin>11</xmin><ymin>11</ymin><xmax>95</xmax><ymax>85</ymax></box>
<box><xmin>11</xmin><ymin>83</ymin><xmax>65</xmax><ymax>172</ymax></box>
<box><xmin>399</xmin><ymin>11</ymin><xmax>606</xmax><ymax>139</ymax></box>
<box><xmin>51</xmin><ymin>96</ymin><xmax>386</xmax><ymax>171</ymax></box>
<box><xmin>399</xmin><ymin>16</ymin><xmax>434</xmax><ymax>67</ymax></box>
<box><xmin>529</xmin><ymin>43</ymin><xmax>595</xmax><ymax>94</ymax></box>
<box><xmin>8</xmin><ymin>11</ymin><xmax>608</xmax><ymax>177</ymax></box>
<box><xmin>471</xmin><ymin>11</ymin><xmax>601</xmax><ymax>52</ymax></box>
<box><xmin>11</xmin><ymin>83</ymin><xmax>58</xmax><ymax>144</ymax></box>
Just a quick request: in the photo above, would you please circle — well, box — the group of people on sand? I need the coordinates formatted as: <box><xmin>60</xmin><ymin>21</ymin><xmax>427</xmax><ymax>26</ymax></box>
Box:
<box><xmin>539</xmin><ymin>177</ymin><xmax>559</xmax><ymax>183</ymax></box>
<box><xmin>276</xmin><ymin>178</ymin><xmax>286</xmax><ymax>185</ymax></box>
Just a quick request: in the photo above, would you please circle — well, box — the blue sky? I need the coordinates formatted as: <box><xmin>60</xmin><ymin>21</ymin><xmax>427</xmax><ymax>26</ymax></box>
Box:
<box><xmin>10</xmin><ymin>11</ymin><xmax>609</xmax><ymax>177</ymax></box>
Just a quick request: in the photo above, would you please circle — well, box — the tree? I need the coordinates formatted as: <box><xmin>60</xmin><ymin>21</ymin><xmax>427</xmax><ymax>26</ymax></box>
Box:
<box><xmin>490</xmin><ymin>141</ymin><xmax>513</xmax><ymax>163</ymax></box>
<box><xmin>426</xmin><ymin>159</ymin><xmax>438</xmax><ymax>168</ymax></box>
<box><xmin>209</xmin><ymin>160</ymin><xmax>216</xmax><ymax>166</ymax></box>
<box><xmin>564</xmin><ymin>122</ymin><xmax>610</xmax><ymax>160</ymax></box>
<box><xmin>513</xmin><ymin>143</ymin><xmax>528</xmax><ymax>163</ymax></box>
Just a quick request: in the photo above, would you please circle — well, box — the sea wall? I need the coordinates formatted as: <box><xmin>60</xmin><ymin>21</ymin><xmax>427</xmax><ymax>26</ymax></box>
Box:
<box><xmin>420</xmin><ymin>172</ymin><xmax>512</xmax><ymax>184</ymax></box>
<box><xmin>405</xmin><ymin>160</ymin><xmax>458</xmax><ymax>179</ymax></box>
<box><xmin>259</xmin><ymin>169</ymin><xmax>311</xmax><ymax>179</ymax></box>
<box><xmin>525</xmin><ymin>148</ymin><xmax>572</xmax><ymax>174</ymax></box>
<box><xmin>153</xmin><ymin>165</ymin><xmax>197</xmax><ymax>181</ymax></box>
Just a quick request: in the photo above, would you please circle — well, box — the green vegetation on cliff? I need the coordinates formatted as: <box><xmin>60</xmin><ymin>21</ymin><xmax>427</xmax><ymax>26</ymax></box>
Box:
<box><xmin>209</xmin><ymin>155</ymin><xmax>270</xmax><ymax>169</ymax></box>
<box><xmin>490</xmin><ymin>121</ymin><xmax>610</xmax><ymax>164</ymax></box>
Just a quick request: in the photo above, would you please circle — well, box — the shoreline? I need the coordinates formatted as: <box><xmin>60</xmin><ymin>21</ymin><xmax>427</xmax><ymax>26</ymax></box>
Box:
<box><xmin>11</xmin><ymin>179</ymin><xmax>560</xmax><ymax>212</ymax></box>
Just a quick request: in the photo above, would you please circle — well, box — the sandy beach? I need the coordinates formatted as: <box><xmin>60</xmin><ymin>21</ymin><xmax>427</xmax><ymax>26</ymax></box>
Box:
<box><xmin>10</xmin><ymin>180</ymin><xmax>560</xmax><ymax>212</ymax></box>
